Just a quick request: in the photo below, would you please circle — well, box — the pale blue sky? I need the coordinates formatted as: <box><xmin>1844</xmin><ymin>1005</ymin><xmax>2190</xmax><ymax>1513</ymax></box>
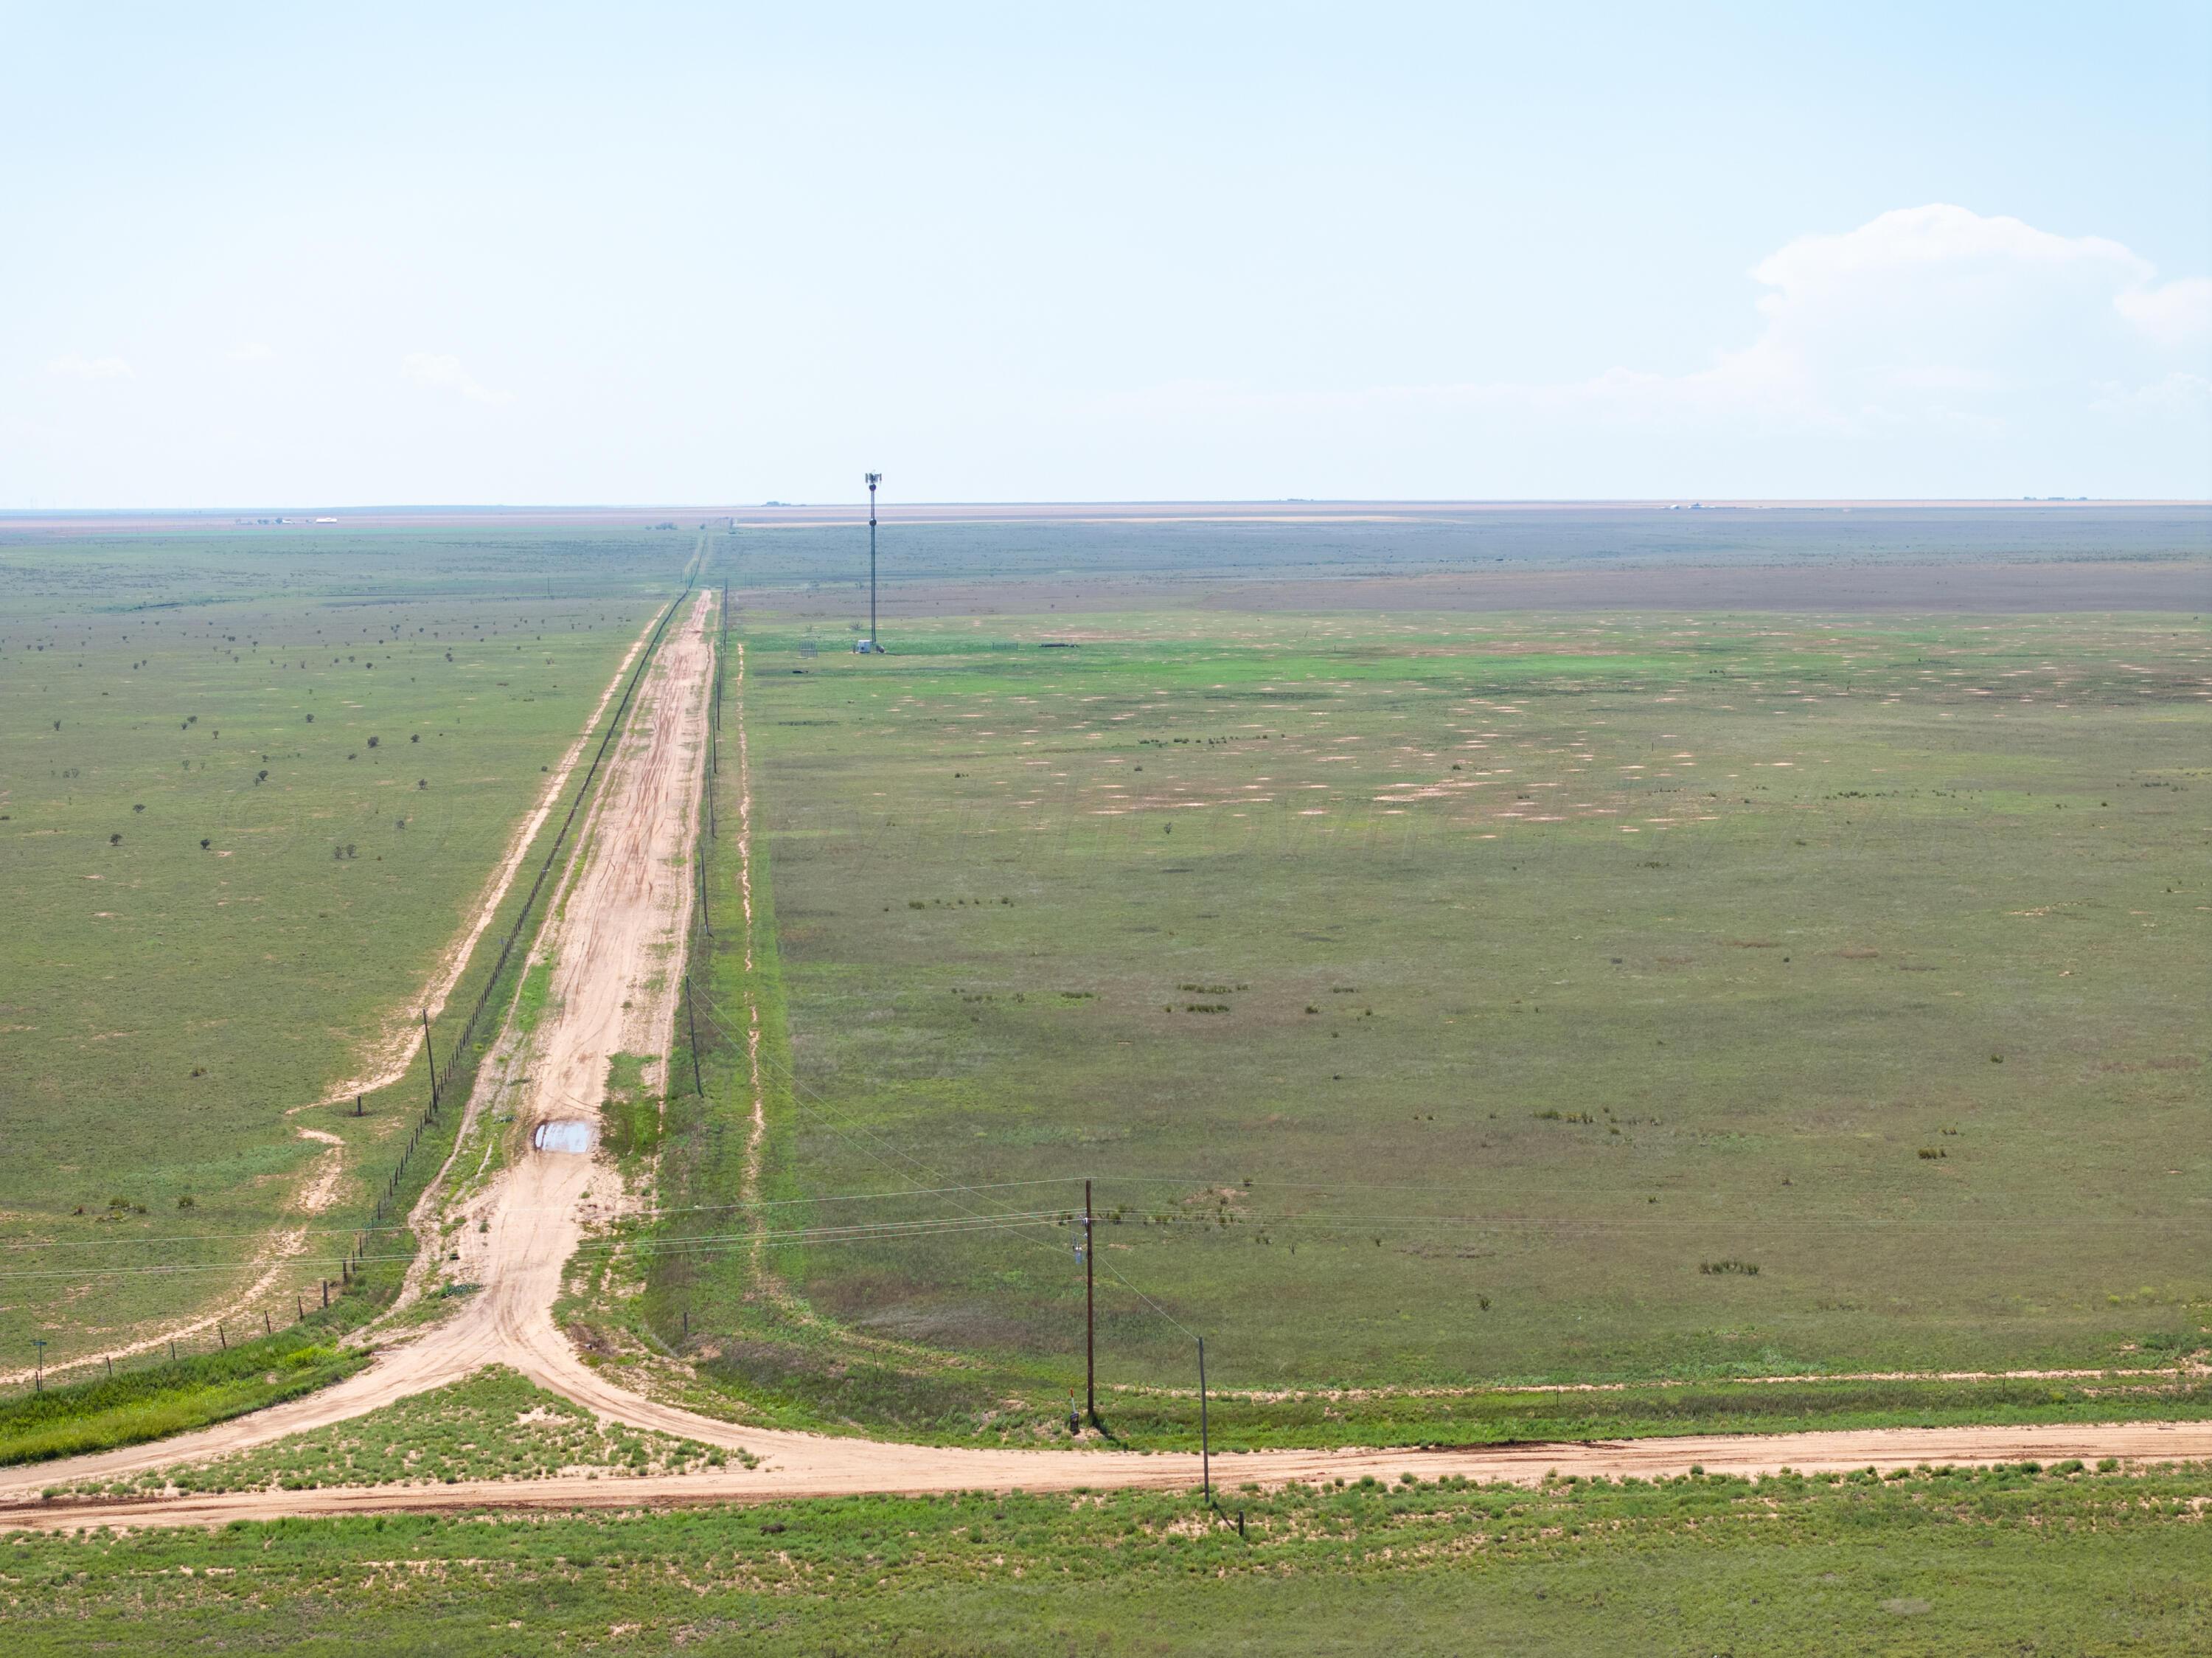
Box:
<box><xmin>4</xmin><ymin>1</ymin><xmax>2208</xmax><ymax>507</ymax></box>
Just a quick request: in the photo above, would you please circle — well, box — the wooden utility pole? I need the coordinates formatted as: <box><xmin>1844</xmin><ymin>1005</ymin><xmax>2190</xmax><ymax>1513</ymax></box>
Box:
<box><xmin>1198</xmin><ymin>1336</ymin><xmax>1211</xmax><ymax>1504</ymax></box>
<box><xmin>684</xmin><ymin>977</ymin><xmax>703</xmax><ymax>1095</ymax></box>
<box><xmin>1084</xmin><ymin>1179</ymin><xmax>1096</xmax><ymax>1423</ymax></box>
<box><xmin>422</xmin><ymin>1011</ymin><xmax>439</xmax><ymax>1107</ymax></box>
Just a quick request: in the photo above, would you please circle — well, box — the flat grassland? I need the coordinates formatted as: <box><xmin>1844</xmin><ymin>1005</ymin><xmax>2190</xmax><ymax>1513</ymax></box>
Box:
<box><xmin>646</xmin><ymin>507</ymin><xmax>2209</xmax><ymax>1439</ymax></box>
<box><xmin>0</xmin><ymin>528</ymin><xmax>689</xmax><ymax>1365</ymax></box>
<box><xmin>7</xmin><ymin>1463</ymin><xmax>2209</xmax><ymax>1654</ymax></box>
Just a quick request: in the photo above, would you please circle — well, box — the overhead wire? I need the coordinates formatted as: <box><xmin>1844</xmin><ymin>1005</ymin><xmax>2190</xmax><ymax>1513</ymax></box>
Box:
<box><xmin>689</xmin><ymin>898</ymin><xmax>1213</xmax><ymax>1346</ymax></box>
<box><xmin>4</xmin><ymin>1179</ymin><xmax>1085</xmax><ymax>1254</ymax></box>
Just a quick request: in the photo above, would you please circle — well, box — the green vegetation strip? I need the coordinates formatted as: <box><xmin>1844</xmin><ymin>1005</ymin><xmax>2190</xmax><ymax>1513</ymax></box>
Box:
<box><xmin>6</xmin><ymin>1463</ymin><xmax>2209</xmax><ymax>1654</ymax></box>
<box><xmin>676</xmin><ymin>1351</ymin><xmax>2212</xmax><ymax>1451</ymax></box>
<box><xmin>0</xmin><ymin>1328</ymin><xmax>366</xmax><ymax>1467</ymax></box>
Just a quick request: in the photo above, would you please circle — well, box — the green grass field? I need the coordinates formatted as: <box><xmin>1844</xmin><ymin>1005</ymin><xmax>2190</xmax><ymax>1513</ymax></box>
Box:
<box><xmin>7</xmin><ymin>1462</ymin><xmax>2208</xmax><ymax>1654</ymax></box>
<box><xmin>643</xmin><ymin>585</ymin><xmax>2209</xmax><ymax>1439</ymax></box>
<box><xmin>0</xmin><ymin>528</ymin><xmax>691</xmax><ymax>1370</ymax></box>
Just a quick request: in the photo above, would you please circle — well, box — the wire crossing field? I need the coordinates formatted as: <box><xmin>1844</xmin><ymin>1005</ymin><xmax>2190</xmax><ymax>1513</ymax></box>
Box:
<box><xmin>0</xmin><ymin>529</ymin><xmax>690</xmax><ymax>1364</ymax></box>
<box><xmin>697</xmin><ymin>598</ymin><xmax>2208</xmax><ymax>1414</ymax></box>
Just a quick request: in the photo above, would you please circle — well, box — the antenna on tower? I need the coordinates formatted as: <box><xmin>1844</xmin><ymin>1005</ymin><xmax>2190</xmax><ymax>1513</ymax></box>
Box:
<box><xmin>863</xmin><ymin>472</ymin><xmax>883</xmax><ymax>653</ymax></box>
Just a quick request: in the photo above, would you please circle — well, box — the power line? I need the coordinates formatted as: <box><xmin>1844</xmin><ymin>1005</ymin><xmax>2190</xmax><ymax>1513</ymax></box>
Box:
<box><xmin>690</xmin><ymin>993</ymin><xmax>1211</xmax><ymax>1349</ymax></box>
<box><xmin>5</xmin><ymin>1179</ymin><xmax>1087</xmax><ymax>1253</ymax></box>
<box><xmin>0</xmin><ymin>1210</ymin><xmax>1081</xmax><ymax>1285</ymax></box>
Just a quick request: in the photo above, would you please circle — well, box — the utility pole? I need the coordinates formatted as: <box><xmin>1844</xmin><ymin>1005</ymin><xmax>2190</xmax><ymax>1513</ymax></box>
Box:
<box><xmin>422</xmin><ymin>1010</ymin><xmax>438</xmax><ymax>1107</ymax></box>
<box><xmin>685</xmin><ymin>976</ymin><xmax>703</xmax><ymax>1095</ymax></box>
<box><xmin>32</xmin><ymin>1338</ymin><xmax>45</xmax><ymax>1393</ymax></box>
<box><xmin>1198</xmin><ymin>1336</ymin><xmax>1211</xmax><ymax>1504</ymax></box>
<box><xmin>1084</xmin><ymin>1179</ymin><xmax>1096</xmax><ymax>1423</ymax></box>
<box><xmin>865</xmin><ymin>472</ymin><xmax>882</xmax><ymax>648</ymax></box>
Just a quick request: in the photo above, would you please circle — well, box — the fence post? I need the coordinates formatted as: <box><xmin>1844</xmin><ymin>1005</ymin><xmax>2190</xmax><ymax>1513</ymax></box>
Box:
<box><xmin>1198</xmin><ymin>1336</ymin><xmax>1210</xmax><ymax>1504</ymax></box>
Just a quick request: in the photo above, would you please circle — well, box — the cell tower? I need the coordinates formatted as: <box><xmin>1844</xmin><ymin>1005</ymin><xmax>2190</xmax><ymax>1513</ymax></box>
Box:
<box><xmin>865</xmin><ymin>471</ymin><xmax>883</xmax><ymax>651</ymax></box>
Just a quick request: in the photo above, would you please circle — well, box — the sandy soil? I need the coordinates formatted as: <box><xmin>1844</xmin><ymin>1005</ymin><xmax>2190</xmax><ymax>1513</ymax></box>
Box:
<box><xmin>7</xmin><ymin>582</ymin><xmax>2205</xmax><ymax>1530</ymax></box>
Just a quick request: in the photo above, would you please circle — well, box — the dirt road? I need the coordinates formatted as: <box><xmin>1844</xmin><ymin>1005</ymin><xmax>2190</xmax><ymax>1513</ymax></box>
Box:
<box><xmin>6</xmin><ymin>584</ymin><xmax>2205</xmax><ymax>1530</ymax></box>
<box><xmin>7</xmin><ymin>1419</ymin><xmax>2209</xmax><ymax>1531</ymax></box>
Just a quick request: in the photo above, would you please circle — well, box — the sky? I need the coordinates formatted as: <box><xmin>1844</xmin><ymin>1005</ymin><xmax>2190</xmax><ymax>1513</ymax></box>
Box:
<box><xmin>4</xmin><ymin>1</ymin><xmax>2209</xmax><ymax>507</ymax></box>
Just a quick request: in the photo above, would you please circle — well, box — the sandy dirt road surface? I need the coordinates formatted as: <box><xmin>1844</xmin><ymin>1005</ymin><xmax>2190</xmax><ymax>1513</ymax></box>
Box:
<box><xmin>7</xmin><ymin>1421</ymin><xmax>2211</xmax><ymax>1532</ymax></box>
<box><xmin>6</xmin><ymin>583</ymin><xmax>2206</xmax><ymax>1530</ymax></box>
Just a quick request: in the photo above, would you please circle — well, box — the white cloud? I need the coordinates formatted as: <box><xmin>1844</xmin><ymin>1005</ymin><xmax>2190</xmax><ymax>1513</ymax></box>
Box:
<box><xmin>1102</xmin><ymin>204</ymin><xmax>2211</xmax><ymax>491</ymax></box>
<box><xmin>46</xmin><ymin>353</ymin><xmax>135</xmax><ymax>381</ymax></box>
<box><xmin>1646</xmin><ymin>203</ymin><xmax>2194</xmax><ymax>430</ymax></box>
<box><xmin>402</xmin><ymin>351</ymin><xmax>513</xmax><ymax>406</ymax></box>
<box><xmin>2115</xmin><ymin>277</ymin><xmax>2212</xmax><ymax>348</ymax></box>
<box><xmin>2090</xmin><ymin>370</ymin><xmax>2212</xmax><ymax>419</ymax></box>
